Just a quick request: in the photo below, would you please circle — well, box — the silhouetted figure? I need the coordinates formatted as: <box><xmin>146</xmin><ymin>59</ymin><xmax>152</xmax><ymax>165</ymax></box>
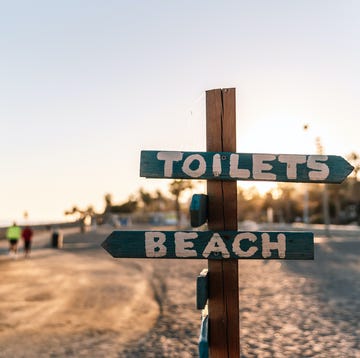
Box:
<box><xmin>6</xmin><ymin>222</ymin><xmax>21</xmax><ymax>259</ymax></box>
<box><xmin>22</xmin><ymin>226</ymin><xmax>33</xmax><ymax>258</ymax></box>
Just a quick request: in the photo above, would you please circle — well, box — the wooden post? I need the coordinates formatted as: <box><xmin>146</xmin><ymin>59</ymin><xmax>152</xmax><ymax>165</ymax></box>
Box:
<box><xmin>206</xmin><ymin>88</ymin><xmax>240</xmax><ymax>357</ymax></box>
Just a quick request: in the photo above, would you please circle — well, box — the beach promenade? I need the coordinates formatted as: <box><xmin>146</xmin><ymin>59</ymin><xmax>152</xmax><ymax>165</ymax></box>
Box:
<box><xmin>0</xmin><ymin>225</ymin><xmax>359</xmax><ymax>357</ymax></box>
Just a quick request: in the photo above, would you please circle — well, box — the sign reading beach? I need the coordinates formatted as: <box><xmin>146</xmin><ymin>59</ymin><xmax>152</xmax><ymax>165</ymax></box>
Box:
<box><xmin>102</xmin><ymin>230</ymin><xmax>314</xmax><ymax>260</ymax></box>
<box><xmin>140</xmin><ymin>150</ymin><xmax>353</xmax><ymax>183</ymax></box>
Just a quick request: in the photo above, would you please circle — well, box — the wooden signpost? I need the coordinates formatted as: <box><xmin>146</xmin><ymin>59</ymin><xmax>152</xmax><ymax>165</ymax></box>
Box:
<box><xmin>102</xmin><ymin>88</ymin><xmax>353</xmax><ymax>357</ymax></box>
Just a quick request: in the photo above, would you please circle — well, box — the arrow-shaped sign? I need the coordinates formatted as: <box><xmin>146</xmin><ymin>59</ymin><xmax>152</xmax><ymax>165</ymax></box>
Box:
<box><xmin>140</xmin><ymin>150</ymin><xmax>353</xmax><ymax>183</ymax></box>
<box><xmin>102</xmin><ymin>230</ymin><xmax>314</xmax><ymax>260</ymax></box>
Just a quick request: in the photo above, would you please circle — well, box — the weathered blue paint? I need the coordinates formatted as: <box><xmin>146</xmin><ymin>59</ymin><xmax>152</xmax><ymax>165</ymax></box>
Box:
<box><xmin>196</xmin><ymin>269</ymin><xmax>209</xmax><ymax>310</ymax></box>
<box><xmin>101</xmin><ymin>230</ymin><xmax>314</xmax><ymax>260</ymax></box>
<box><xmin>198</xmin><ymin>315</ymin><xmax>209</xmax><ymax>358</ymax></box>
<box><xmin>190</xmin><ymin>194</ymin><xmax>208</xmax><ymax>227</ymax></box>
<box><xmin>140</xmin><ymin>150</ymin><xmax>353</xmax><ymax>183</ymax></box>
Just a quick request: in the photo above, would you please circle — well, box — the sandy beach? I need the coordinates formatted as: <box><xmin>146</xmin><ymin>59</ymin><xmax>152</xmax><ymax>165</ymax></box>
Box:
<box><xmin>0</xmin><ymin>226</ymin><xmax>205</xmax><ymax>357</ymax></box>
<box><xmin>0</xmin><ymin>225</ymin><xmax>360</xmax><ymax>357</ymax></box>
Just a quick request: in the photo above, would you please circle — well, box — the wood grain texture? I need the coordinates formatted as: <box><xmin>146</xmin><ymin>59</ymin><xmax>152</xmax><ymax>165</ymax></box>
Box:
<box><xmin>206</xmin><ymin>88</ymin><xmax>240</xmax><ymax>357</ymax></box>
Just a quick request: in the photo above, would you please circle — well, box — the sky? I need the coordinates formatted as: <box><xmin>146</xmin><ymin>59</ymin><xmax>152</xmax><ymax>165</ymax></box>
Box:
<box><xmin>1</xmin><ymin>0</ymin><xmax>359</xmax><ymax>224</ymax></box>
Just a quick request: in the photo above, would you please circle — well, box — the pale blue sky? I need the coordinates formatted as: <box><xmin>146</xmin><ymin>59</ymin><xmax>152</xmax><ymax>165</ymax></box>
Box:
<box><xmin>1</xmin><ymin>1</ymin><xmax>359</xmax><ymax>223</ymax></box>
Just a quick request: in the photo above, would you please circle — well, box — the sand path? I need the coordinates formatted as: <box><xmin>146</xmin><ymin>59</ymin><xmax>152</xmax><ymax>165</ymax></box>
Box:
<box><xmin>1</xmin><ymin>226</ymin><xmax>360</xmax><ymax>357</ymax></box>
<box><xmin>0</xmin><ymin>227</ymin><xmax>160</xmax><ymax>357</ymax></box>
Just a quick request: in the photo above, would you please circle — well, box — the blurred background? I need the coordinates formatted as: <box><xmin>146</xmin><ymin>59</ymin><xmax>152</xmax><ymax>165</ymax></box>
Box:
<box><xmin>1</xmin><ymin>2</ymin><xmax>360</xmax><ymax>357</ymax></box>
<box><xmin>1</xmin><ymin>0</ymin><xmax>359</xmax><ymax>227</ymax></box>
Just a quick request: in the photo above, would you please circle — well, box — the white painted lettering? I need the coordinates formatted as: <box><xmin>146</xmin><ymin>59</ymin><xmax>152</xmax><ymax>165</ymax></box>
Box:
<box><xmin>182</xmin><ymin>154</ymin><xmax>206</xmax><ymax>178</ymax></box>
<box><xmin>278</xmin><ymin>154</ymin><xmax>307</xmax><ymax>179</ymax></box>
<box><xmin>232</xmin><ymin>232</ymin><xmax>258</xmax><ymax>257</ymax></box>
<box><xmin>253</xmin><ymin>154</ymin><xmax>277</xmax><ymax>180</ymax></box>
<box><xmin>307</xmin><ymin>155</ymin><xmax>329</xmax><ymax>181</ymax></box>
<box><xmin>145</xmin><ymin>232</ymin><xmax>167</xmax><ymax>257</ymax></box>
<box><xmin>202</xmin><ymin>233</ymin><xmax>230</xmax><ymax>258</ymax></box>
<box><xmin>175</xmin><ymin>232</ymin><xmax>198</xmax><ymax>257</ymax></box>
<box><xmin>212</xmin><ymin>153</ymin><xmax>222</xmax><ymax>177</ymax></box>
<box><xmin>157</xmin><ymin>152</ymin><xmax>183</xmax><ymax>177</ymax></box>
<box><xmin>229</xmin><ymin>154</ymin><xmax>251</xmax><ymax>179</ymax></box>
<box><xmin>261</xmin><ymin>233</ymin><xmax>286</xmax><ymax>258</ymax></box>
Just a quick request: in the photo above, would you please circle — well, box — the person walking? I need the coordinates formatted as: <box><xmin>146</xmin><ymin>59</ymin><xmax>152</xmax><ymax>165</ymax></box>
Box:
<box><xmin>6</xmin><ymin>222</ymin><xmax>21</xmax><ymax>258</ymax></box>
<box><xmin>22</xmin><ymin>226</ymin><xmax>33</xmax><ymax>258</ymax></box>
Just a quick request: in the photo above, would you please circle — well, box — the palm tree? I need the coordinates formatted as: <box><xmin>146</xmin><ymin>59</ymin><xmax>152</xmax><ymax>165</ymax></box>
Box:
<box><xmin>64</xmin><ymin>205</ymin><xmax>95</xmax><ymax>232</ymax></box>
<box><xmin>169</xmin><ymin>179</ymin><xmax>193</xmax><ymax>226</ymax></box>
<box><xmin>139</xmin><ymin>188</ymin><xmax>154</xmax><ymax>212</ymax></box>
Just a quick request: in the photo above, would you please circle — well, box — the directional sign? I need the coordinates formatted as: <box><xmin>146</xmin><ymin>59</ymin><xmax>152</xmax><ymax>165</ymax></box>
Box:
<box><xmin>140</xmin><ymin>150</ymin><xmax>354</xmax><ymax>183</ymax></box>
<box><xmin>102</xmin><ymin>230</ymin><xmax>314</xmax><ymax>260</ymax></box>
